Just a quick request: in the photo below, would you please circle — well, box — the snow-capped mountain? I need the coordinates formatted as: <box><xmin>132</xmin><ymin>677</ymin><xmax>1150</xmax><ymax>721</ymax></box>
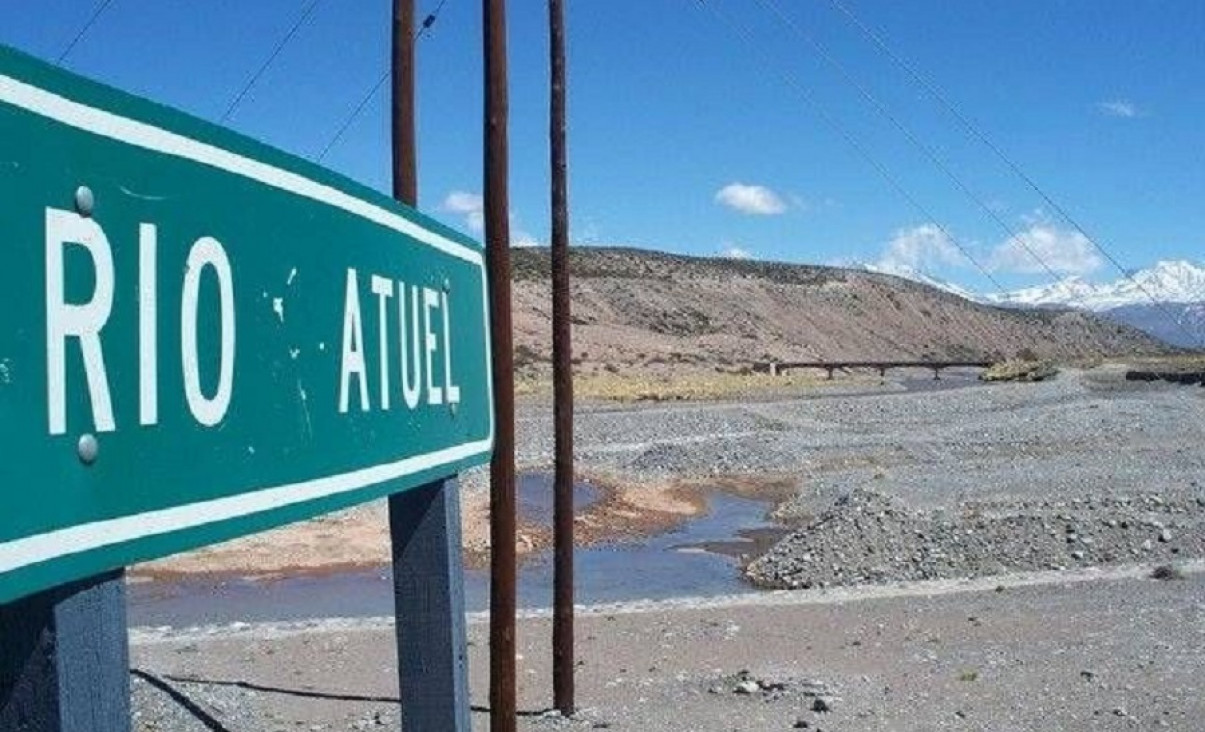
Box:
<box><xmin>862</xmin><ymin>263</ymin><xmax>981</xmax><ymax>302</ymax></box>
<box><xmin>862</xmin><ymin>259</ymin><xmax>1205</xmax><ymax>348</ymax></box>
<box><xmin>985</xmin><ymin>260</ymin><xmax>1205</xmax><ymax>349</ymax></box>
<box><xmin>987</xmin><ymin>260</ymin><xmax>1205</xmax><ymax>311</ymax></box>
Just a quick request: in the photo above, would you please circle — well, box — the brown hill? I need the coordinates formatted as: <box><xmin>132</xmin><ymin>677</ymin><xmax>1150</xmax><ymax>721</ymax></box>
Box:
<box><xmin>509</xmin><ymin>247</ymin><xmax>1169</xmax><ymax>376</ymax></box>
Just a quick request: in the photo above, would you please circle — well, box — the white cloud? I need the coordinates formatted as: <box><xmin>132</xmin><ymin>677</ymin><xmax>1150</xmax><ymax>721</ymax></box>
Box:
<box><xmin>874</xmin><ymin>223</ymin><xmax>968</xmax><ymax>272</ymax></box>
<box><xmin>441</xmin><ymin>191</ymin><xmax>484</xmax><ymax>233</ymax></box>
<box><xmin>1096</xmin><ymin>99</ymin><xmax>1143</xmax><ymax>118</ymax></box>
<box><xmin>512</xmin><ymin>230</ymin><xmax>541</xmax><ymax>248</ymax></box>
<box><xmin>989</xmin><ymin>223</ymin><xmax>1102</xmax><ymax>275</ymax></box>
<box><xmin>714</xmin><ymin>183</ymin><xmax>788</xmax><ymax>215</ymax></box>
<box><xmin>442</xmin><ymin>190</ymin><xmax>541</xmax><ymax>246</ymax></box>
<box><xmin>719</xmin><ymin>243</ymin><xmax>754</xmax><ymax>260</ymax></box>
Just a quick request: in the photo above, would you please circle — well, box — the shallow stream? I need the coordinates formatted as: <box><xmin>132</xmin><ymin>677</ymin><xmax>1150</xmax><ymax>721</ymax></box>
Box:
<box><xmin>128</xmin><ymin>474</ymin><xmax>781</xmax><ymax>627</ymax></box>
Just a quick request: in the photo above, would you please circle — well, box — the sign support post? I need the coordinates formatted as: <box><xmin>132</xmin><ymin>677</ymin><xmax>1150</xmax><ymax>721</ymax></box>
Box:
<box><xmin>389</xmin><ymin>480</ymin><xmax>471</xmax><ymax>729</ymax></box>
<box><xmin>0</xmin><ymin>570</ymin><xmax>130</xmax><ymax>731</ymax></box>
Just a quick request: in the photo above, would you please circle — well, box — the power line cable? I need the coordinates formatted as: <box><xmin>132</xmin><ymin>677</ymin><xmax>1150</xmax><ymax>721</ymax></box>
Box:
<box><xmin>57</xmin><ymin>0</ymin><xmax>115</xmax><ymax>64</ymax></box>
<box><xmin>316</xmin><ymin>69</ymin><xmax>388</xmax><ymax>162</ymax></box>
<box><xmin>824</xmin><ymin>0</ymin><xmax>1201</xmax><ymax>346</ymax></box>
<box><xmin>315</xmin><ymin>0</ymin><xmax>451</xmax><ymax>162</ymax></box>
<box><xmin>754</xmin><ymin>0</ymin><xmax>1102</xmax><ymax>316</ymax></box>
<box><xmin>751</xmin><ymin>0</ymin><xmax>1156</xmax><ymax>352</ymax></box>
<box><xmin>417</xmin><ymin>0</ymin><xmax>451</xmax><ymax>41</ymax></box>
<box><xmin>694</xmin><ymin>0</ymin><xmax>1008</xmax><ymax>296</ymax></box>
<box><xmin>222</xmin><ymin>0</ymin><xmax>322</xmax><ymax>123</ymax></box>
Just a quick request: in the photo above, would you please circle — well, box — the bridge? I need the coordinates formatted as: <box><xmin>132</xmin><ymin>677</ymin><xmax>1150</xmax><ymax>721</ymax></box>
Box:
<box><xmin>754</xmin><ymin>360</ymin><xmax>995</xmax><ymax>380</ymax></box>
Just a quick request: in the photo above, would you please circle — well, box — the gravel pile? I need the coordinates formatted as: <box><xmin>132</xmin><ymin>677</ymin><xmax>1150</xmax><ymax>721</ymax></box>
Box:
<box><xmin>746</xmin><ymin>487</ymin><xmax>1205</xmax><ymax>589</ymax></box>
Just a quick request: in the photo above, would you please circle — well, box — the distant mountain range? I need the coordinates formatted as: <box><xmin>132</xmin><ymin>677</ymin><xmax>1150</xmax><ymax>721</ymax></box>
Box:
<box><xmin>986</xmin><ymin>260</ymin><xmax>1205</xmax><ymax>311</ymax></box>
<box><xmin>987</xmin><ymin>260</ymin><xmax>1205</xmax><ymax>349</ymax></box>
<box><xmin>505</xmin><ymin>248</ymin><xmax>1168</xmax><ymax>377</ymax></box>
<box><xmin>869</xmin><ymin>260</ymin><xmax>1205</xmax><ymax>349</ymax></box>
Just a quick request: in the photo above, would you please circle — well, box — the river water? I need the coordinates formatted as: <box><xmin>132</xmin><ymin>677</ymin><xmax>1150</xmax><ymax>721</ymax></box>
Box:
<box><xmin>127</xmin><ymin>476</ymin><xmax>780</xmax><ymax>627</ymax></box>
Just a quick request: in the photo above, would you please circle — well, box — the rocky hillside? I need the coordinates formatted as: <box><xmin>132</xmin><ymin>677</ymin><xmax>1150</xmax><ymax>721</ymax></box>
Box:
<box><xmin>510</xmin><ymin>247</ymin><xmax>1171</xmax><ymax>375</ymax></box>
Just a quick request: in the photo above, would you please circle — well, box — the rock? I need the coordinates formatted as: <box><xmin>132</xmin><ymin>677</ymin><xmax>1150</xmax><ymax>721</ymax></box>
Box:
<box><xmin>1070</xmin><ymin>550</ymin><xmax>1085</xmax><ymax>561</ymax></box>
<box><xmin>792</xmin><ymin>718</ymin><xmax>811</xmax><ymax>729</ymax></box>
<box><xmin>812</xmin><ymin>696</ymin><xmax>835</xmax><ymax>713</ymax></box>
<box><xmin>1151</xmin><ymin>564</ymin><xmax>1185</xmax><ymax>580</ymax></box>
<box><xmin>1159</xmin><ymin>529</ymin><xmax>1173</xmax><ymax>543</ymax></box>
<box><xmin>735</xmin><ymin>680</ymin><xmax>760</xmax><ymax>695</ymax></box>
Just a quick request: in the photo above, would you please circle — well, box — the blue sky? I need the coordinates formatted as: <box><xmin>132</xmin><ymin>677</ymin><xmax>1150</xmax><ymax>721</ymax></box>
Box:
<box><xmin>3</xmin><ymin>1</ymin><xmax>1203</xmax><ymax>296</ymax></box>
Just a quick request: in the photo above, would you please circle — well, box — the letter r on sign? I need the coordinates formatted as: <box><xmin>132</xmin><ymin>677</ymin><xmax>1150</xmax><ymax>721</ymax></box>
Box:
<box><xmin>45</xmin><ymin>207</ymin><xmax>116</xmax><ymax>436</ymax></box>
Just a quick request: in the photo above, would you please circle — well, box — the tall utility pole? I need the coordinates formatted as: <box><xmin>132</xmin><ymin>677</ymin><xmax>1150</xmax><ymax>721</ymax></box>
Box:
<box><xmin>388</xmin><ymin>1</ymin><xmax>472</xmax><ymax>730</ymax></box>
<box><xmin>392</xmin><ymin>0</ymin><xmax>417</xmax><ymax>205</ymax></box>
<box><xmin>548</xmin><ymin>0</ymin><xmax>575</xmax><ymax>717</ymax></box>
<box><xmin>484</xmin><ymin>0</ymin><xmax>517</xmax><ymax>729</ymax></box>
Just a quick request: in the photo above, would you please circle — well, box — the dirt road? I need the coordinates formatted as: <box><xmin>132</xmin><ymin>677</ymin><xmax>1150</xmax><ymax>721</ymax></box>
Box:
<box><xmin>130</xmin><ymin>564</ymin><xmax>1205</xmax><ymax>731</ymax></box>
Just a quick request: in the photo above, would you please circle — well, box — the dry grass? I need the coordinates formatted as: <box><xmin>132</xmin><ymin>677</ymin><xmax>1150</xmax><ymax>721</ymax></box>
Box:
<box><xmin>516</xmin><ymin>370</ymin><xmax>856</xmax><ymax>402</ymax></box>
<box><xmin>981</xmin><ymin>359</ymin><xmax>1059</xmax><ymax>382</ymax></box>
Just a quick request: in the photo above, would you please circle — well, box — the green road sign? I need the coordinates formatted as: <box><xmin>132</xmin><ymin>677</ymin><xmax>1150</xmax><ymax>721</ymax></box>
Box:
<box><xmin>0</xmin><ymin>46</ymin><xmax>493</xmax><ymax>604</ymax></box>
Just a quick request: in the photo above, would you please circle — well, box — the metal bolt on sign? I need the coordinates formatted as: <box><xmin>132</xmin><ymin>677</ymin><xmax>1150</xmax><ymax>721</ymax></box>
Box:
<box><xmin>73</xmin><ymin>185</ymin><xmax>93</xmax><ymax>216</ymax></box>
<box><xmin>76</xmin><ymin>434</ymin><xmax>98</xmax><ymax>465</ymax></box>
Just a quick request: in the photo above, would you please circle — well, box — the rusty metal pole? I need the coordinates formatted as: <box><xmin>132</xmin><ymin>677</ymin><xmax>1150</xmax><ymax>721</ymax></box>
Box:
<box><xmin>484</xmin><ymin>0</ymin><xmax>517</xmax><ymax>729</ymax></box>
<box><xmin>392</xmin><ymin>0</ymin><xmax>417</xmax><ymax>205</ymax></box>
<box><xmin>548</xmin><ymin>0</ymin><xmax>575</xmax><ymax>717</ymax></box>
<box><xmin>388</xmin><ymin>4</ymin><xmax>472</xmax><ymax>730</ymax></box>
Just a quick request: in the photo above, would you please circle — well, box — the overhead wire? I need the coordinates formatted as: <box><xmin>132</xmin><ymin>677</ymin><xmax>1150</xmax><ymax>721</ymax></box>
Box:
<box><xmin>221</xmin><ymin>0</ymin><xmax>322</xmax><ymax>123</ymax></box>
<box><xmin>316</xmin><ymin>69</ymin><xmax>388</xmax><ymax>162</ymax></box>
<box><xmin>57</xmin><ymin>0</ymin><xmax>115</xmax><ymax>64</ymax></box>
<box><xmin>417</xmin><ymin>0</ymin><xmax>451</xmax><ymax>41</ymax></box>
<box><xmin>315</xmin><ymin>0</ymin><xmax>451</xmax><ymax>162</ymax></box>
<box><xmin>823</xmin><ymin>0</ymin><xmax>1201</xmax><ymax>346</ymax></box>
<box><xmin>694</xmin><ymin>0</ymin><xmax>1009</xmax><ymax>296</ymax></box>
<box><xmin>755</xmin><ymin>0</ymin><xmax>1088</xmax><ymax>305</ymax></box>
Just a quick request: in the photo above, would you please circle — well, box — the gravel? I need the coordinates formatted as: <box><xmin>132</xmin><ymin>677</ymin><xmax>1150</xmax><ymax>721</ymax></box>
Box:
<box><xmin>510</xmin><ymin>368</ymin><xmax>1205</xmax><ymax>587</ymax></box>
<box><xmin>515</xmin><ymin>368</ymin><xmax>1203</xmax><ymax>498</ymax></box>
<box><xmin>745</xmin><ymin>487</ymin><xmax>1205</xmax><ymax>589</ymax></box>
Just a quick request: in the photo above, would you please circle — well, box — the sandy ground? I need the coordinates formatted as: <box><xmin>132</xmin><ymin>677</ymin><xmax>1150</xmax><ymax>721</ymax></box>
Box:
<box><xmin>130</xmin><ymin>563</ymin><xmax>1205</xmax><ymax>731</ymax></box>
<box><xmin>133</xmin><ymin>472</ymin><xmax>719</xmax><ymax>579</ymax></box>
